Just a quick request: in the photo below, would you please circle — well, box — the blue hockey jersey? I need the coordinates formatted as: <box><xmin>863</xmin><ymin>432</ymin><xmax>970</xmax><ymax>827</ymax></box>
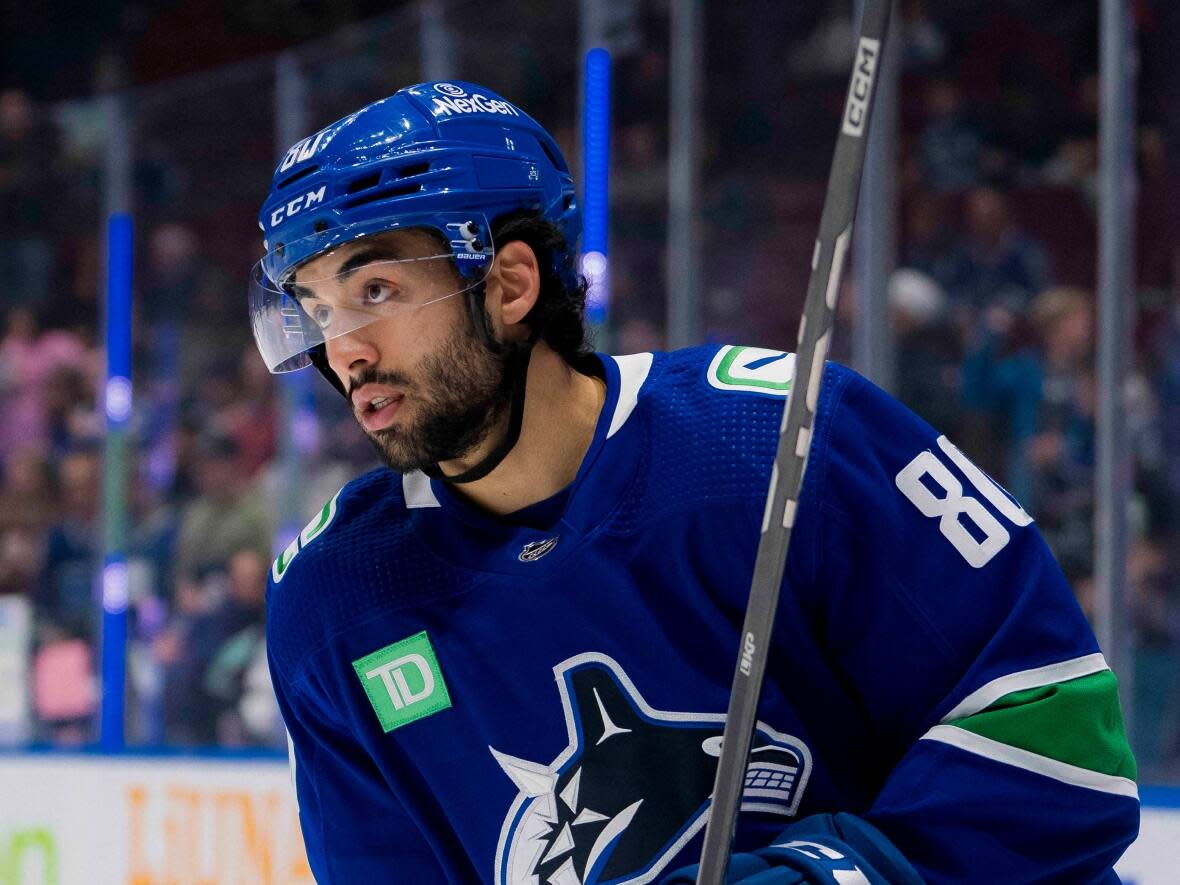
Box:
<box><xmin>266</xmin><ymin>345</ymin><xmax>1138</xmax><ymax>884</ymax></box>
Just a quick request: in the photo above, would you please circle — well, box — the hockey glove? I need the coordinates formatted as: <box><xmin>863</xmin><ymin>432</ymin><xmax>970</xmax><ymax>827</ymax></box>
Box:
<box><xmin>661</xmin><ymin>812</ymin><xmax>924</xmax><ymax>884</ymax></box>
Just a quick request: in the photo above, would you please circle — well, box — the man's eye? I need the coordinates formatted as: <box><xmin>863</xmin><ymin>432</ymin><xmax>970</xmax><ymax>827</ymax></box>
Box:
<box><xmin>311</xmin><ymin>304</ymin><xmax>333</xmax><ymax>329</ymax></box>
<box><xmin>363</xmin><ymin>282</ymin><xmax>398</xmax><ymax>305</ymax></box>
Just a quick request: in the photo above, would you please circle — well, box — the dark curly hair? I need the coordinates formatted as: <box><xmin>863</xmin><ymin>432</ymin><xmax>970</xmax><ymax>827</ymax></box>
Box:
<box><xmin>491</xmin><ymin>210</ymin><xmax>595</xmax><ymax>367</ymax></box>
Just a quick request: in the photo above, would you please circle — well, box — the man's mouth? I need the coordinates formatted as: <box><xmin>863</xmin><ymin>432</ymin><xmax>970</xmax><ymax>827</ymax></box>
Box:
<box><xmin>359</xmin><ymin>395</ymin><xmax>404</xmax><ymax>432</ymax></box>
<box><xmin>353</xmin><ymin>386</ymin><xmax>406</xmax><ymax>432</ymax></box>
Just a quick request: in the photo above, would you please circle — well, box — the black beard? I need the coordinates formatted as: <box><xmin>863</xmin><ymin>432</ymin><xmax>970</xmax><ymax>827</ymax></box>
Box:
<box><xmin>351</xmin><ymin>314</ymin><xmax>514</xmax><ymax>474</ymax></box>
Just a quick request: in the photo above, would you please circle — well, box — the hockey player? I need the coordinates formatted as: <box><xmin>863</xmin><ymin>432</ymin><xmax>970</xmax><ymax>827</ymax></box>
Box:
<box><xmin>251</xmin><ymin>82</ymin><xmax>1139</xmax><ymax>884</ymax></box>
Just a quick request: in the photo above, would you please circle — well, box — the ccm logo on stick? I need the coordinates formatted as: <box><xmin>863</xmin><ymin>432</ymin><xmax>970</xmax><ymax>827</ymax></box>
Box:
<box><xmin>842</xmin><ymin>37</ymin><xmax>881</xmax><ymax>138</ymax></box>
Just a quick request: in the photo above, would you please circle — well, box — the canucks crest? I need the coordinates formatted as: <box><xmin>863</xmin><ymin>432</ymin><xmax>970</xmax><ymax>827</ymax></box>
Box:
<box><xmin>491</xmin><ymin>654</ymin><xmax>812</xmax><ymax>885</ymax></box>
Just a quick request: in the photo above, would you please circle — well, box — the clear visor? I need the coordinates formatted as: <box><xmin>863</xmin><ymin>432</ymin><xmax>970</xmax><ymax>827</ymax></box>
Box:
<box><xmin>249</xmin><ymin>214</ymin><xmax>494</xmax><ymax>372</ymax></box>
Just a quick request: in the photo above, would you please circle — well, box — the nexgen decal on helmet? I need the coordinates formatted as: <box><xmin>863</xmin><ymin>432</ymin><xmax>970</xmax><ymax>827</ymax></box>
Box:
<box><xmin>250</xmin><ymin>81</ymin><xmax>581</xmax><ymax>375</ymax></box>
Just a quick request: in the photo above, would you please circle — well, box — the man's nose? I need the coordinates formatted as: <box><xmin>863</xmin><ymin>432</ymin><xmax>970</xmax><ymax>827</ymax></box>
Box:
<box><xmin>325</xmin><ymin>325</ymin><xmax>380</xmax><ymax>382</ymax></box>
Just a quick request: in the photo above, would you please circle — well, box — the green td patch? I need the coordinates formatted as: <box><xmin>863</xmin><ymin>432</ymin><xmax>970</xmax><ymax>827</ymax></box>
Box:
<box><xmin>352</xmin><ymin>631</ymin><xmax>451</xmax><ymax>733</ymax></box>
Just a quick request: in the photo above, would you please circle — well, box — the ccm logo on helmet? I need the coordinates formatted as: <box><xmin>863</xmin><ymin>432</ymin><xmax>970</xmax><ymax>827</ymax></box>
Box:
<box><xmin>270</xmin><ymin>186</ymin><xmax>327</xmax><ymax>228</ymax></box>
<box><xmin>430</xmin><ymin>93</ymin><xmax>521</xmax><ymax>118</ymax></box>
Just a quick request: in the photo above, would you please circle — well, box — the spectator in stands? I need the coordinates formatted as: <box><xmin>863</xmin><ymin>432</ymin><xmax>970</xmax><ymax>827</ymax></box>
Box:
<box><xmin>32</xmin><ymin>444</ymin><xmax>101</xmax><ymax>743</ymax></box>
<box><xmin>1135</xmin><ymin>125</ymin><xmax>1180</xmax><ymax>290</ymax></box>
<box><xmin>0</xmin><ymin>523</ymin><xmax>42</xmax><ymax>597</ymax></box>
<box><xmin>36</xmin><ymin>444</ymin><xmax>101</xmax><ymax>644</ymax></box>
<box><xmin>889</xmin><ymin>269</ymin><xmax>961</xmax><ymax>435</ymax></box>
<box><xmin>0</xmin><ymin>447</ymin><xmax>56</xmax><ymax>537</ymax></box>
<box><xmin>0</xmin><ymin>306</ymin><xmax>96</xmax><ymax>463</ymax></box>
<box><xmin>943</xmin><ymin>184</ymin><xmax>1052</xmax><ymax>313</ymax></box>
<box><xmin>141</xmin><ymin>222</ymin><xmax>201</xmax><ymax>377</ymax></box>
<box><xmin>1127</xmin><ymin>532</ymin><xmax>1180</xmax><ymax>777</ymax></box>
<box><xmin>173</xmin><ymin>428</ymin><xmax>272</xmax><ymax>613</ymax></box>
<box><xmin>0</xmin><ymin>90</ymin><xmax>57</xmax><ymax>307</ymax></box>
<box><xmin>215</xmin><ymin>350</ymin><xmax>278</xmax><ymax>479</ymax></box>
<box><xmin>1025</xmin><ymin>288</ymin><xmax>1097</xmax><ymax>579</ymax></box>
<box><xmin>914</xmin><ymin>76</ymin><xmax>985</xmax><ymax>193</ymax></box>
<box><xmin>0</xmin><ymin>447</ymin><xmax>53</xmax><ymax>745</ymax></box>
<box><xmin>1148</xmin><ymin>282</ymin><xmax>1180</xmax><ymax>527</ymax></box>
<box><xmin>128</xmin><ymin>465</ymin><xmax>181</xmax><ymax>611</ymax></box>
<box><xmin>205</xmin><ymin>549</ymin><xmax>271</xmax><ymax>746</ymax></box>
<box><xmin>788</xmin><ymin>0</ymin><xmax>856</xmax><ymax>76</ymax></box>
<box><xmin>0</xmin><ymin>306</ymin><xmax>50</xmax><ymax>461</ymax></box>
<box><xmin>900</xmin><ymin>191</ymin><xmax>960</xmax><ymax>298</ymax></box>
<box><xmin>138</xmin><ymin>224</ymin><xmax>241</xmax><ymax>403</ymax></box>
<box><xmin>900</xmin><ymin>0</ymin><xmax>946</xmax><ymax>70</ymax></box>
<box><xmin>960</xmin><ymin>300</ymin><xmax>1043</xmax><ymax>507</ymax></box>
<box><xmin>43</xmin><ymin>363</ymin><xmax>100</xmax><ymax>460</ymax></box>
<box><xmin>1041</xmin><ymin>75</ymin><xmax>1100</xmax><ymax>208</ymax></box>
<box><xmin>155</xmin><ymin>547</ymin><xmax>269</xmax><ymax>746</ymax></box>
<box><xmin>137</xmin><ymin>223</ymin><xmax>201</xmax><ymax>495</ymax></box>
<box><xmin>1031</xmin><ymin>287</ymin><xmax>1094</xmax><ymax>419</ymax></box>
<box><xmin>175</xmin><ymin>272</ymin><xmax>245</xmax><ymax>401</ymax></box>
<box><xmin>165</xmin><ymin>399</ymin><xmax>207</xmax><ymax>505</ymax></box>
<box><xmin>156</xmin><ymin>427</ymin><xmax>271</xmax><ymax>744</ymax></box>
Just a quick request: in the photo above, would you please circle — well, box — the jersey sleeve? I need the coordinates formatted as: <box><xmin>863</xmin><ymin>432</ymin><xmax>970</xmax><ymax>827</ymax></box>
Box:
<box><xmin>267</xmin><ymin>591</ymin><xmax>450</xmax><ymax>884</ymax></box>
<box><xmin>802</xmin><ymin>365</ymin><xmax>1138</xmax><ymax>883</ymax></box>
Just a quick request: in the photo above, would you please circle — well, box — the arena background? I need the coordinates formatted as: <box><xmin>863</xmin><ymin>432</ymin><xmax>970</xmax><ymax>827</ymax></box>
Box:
<box><xmin>0</xmin><ymin>0</ymin><xmax>1178</xmax><ymax>881</ymax></box>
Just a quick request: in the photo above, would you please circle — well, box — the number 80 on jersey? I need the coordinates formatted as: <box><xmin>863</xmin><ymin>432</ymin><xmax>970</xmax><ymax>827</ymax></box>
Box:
<box><xmin>895</xmin><ymin>436</ymin><xmax>1033</xmax><ymax>568</ymax></box>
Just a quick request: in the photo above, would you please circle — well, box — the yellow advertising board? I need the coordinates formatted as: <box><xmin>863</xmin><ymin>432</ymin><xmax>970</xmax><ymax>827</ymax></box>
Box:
<box><xmin>0</xmin><ymin>756</ymin><xmax>310</xmax><ymax>885</ymax></box>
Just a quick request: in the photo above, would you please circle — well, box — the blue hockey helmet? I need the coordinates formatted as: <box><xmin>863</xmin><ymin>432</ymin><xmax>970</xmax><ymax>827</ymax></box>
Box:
<box><xmin>250</xmin><ymin>80</ymin><xmax>581</xmax><ymax>375</ymax></box>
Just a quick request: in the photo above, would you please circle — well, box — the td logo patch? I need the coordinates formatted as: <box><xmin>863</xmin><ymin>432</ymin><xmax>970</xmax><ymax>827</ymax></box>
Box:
<box><xmin>707</xmin><ymin>345</ymin><xmax>797</xmax><ymax>396</ymax></box>
<box><xmin>353</xmin><ymin>631</ymin><xmax>451</xmax><ymax>732</ymax></box>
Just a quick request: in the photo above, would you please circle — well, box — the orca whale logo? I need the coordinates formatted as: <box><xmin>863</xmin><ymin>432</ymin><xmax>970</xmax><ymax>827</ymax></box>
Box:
<box><xmin>491</xmin><ymin>653</ymin><xmax>812</xmax><ymax>885</ymax></box>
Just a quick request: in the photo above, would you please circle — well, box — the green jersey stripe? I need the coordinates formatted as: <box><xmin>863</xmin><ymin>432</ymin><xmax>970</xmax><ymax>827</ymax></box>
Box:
<box><xmin>940</xmin><ymin>669</ymin><xmax>1135</xmax><ymax>781</ymax></box>
<box><xmin>941</xmin><ymin>653</ymin><xmax>1108</xmax><ymax>722</ymax></box>
<box><xmin>922</xmin><ymin>725</ymin><xmax>1138</xmax><ymax>800</ymax></box>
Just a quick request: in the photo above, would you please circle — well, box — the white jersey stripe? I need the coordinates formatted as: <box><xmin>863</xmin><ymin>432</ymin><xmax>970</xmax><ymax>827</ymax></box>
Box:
<box><xmin>941</xmin><ymin>653</ymin><xmax>1109</xmax><ymax>723</ymax></box>
<box><xmin>922</xmin><ymin>724</ymin><xmax>1139</xmax><ymax>800</ymax></box>
<box><xmin>607</xmin><ymin>353</ymin><xmax>654</xmax><ymax>439</ymax></box>
<box><xmin>402</xmin><ymin>470</ymin><xmax>441</xmax><ymax>509</ymax></box>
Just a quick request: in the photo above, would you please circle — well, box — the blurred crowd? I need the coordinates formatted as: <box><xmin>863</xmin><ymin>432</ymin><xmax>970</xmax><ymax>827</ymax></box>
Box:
<box><xmin>0</xmin><ymin>86</ymin><xmax>375</xmax><ymax>749</ymax></box>
<box><xmin>0</xmin><ymin>0</ymin><xmax>1179</xmax><ymax>778</ymax></box>
<box><xmin>586</xmin><ymin>0</ymin><xmax>1180</xmax><ymax>780</ymax></box>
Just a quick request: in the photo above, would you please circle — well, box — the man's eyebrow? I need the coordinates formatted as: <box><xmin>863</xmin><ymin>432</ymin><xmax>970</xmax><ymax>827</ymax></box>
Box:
<box><xmin>285</xmin><ymin>242</ymin><xmax>422</xmax><ymax>298</ymax></box>
<box><xmin>335</xmin><ymin>245</ymin><xmax>409</xmax><ymax>280</ymax></box>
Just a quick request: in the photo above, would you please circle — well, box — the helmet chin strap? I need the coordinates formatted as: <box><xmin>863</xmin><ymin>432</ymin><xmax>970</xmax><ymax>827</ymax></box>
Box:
<box><xmin>421</xmin><ymin>284</ymin><xmax>539</xmax><ymax>484</ymax></box>
<box><xmin>309</xmin><ymin>344</ymin><xmax>347</xmax><ymax>397</ymax></box>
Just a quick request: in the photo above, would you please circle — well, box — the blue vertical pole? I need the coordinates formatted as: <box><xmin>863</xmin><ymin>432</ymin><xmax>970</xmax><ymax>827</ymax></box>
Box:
<box><xmin>100</xmin><ymin>212</ymin><xmax>133</xmax><ymax>751</ymax></box>
<box><xmin>582</xmin><ymin>47</ymin><xmax>612</xmax><ymax>336</ymax></box>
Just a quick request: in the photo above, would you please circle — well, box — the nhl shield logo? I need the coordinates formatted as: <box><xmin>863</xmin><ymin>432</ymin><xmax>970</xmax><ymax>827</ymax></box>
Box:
<box><xmin>490</xmin><ymin>653</ymin><xmax>812</xmax><ymax>884</ymax></box>
<box><xmin>519</xmin><ymin>537</ymin><xmax>560</xmax><ymax>562</ymax></box>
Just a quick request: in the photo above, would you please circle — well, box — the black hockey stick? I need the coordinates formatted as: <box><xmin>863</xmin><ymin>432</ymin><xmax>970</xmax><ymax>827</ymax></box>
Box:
<box><xmin>695</xmin><ymin>3</ymin><xmax>893</xmax><ymax>883</ymax></box>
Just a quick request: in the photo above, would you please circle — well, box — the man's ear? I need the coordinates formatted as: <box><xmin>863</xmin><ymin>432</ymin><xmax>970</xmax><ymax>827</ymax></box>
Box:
<box><xmin>487</xmin><ymin>240</ymin><xmax>541</xmax><ymax>331</ymax></box>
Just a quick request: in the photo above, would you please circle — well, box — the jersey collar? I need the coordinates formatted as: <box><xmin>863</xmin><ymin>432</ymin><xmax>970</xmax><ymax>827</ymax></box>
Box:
<box><xmin>403</xmin><ymin>352</ymin><xmax>654</xmax><ymax>577</ymax></box>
